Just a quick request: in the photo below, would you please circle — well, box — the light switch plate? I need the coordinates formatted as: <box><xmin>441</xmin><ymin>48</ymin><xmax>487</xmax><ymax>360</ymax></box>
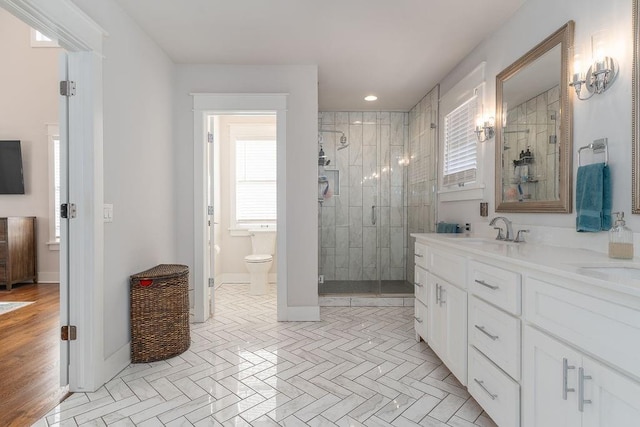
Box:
<box><xmin>103</xmin><ymin>204</ymin><xmax>113</xmax><ymax>223</ymax></box>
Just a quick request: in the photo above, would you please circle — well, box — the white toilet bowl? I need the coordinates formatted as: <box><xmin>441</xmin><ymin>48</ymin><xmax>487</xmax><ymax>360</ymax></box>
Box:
<box><xmin>244</xmin><ymin>231</ymin><xmax>276</xmax><ymax>295</ymax></box>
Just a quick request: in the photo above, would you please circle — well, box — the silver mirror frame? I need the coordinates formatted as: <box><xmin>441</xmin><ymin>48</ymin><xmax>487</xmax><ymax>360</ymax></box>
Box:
<box><xmin>495</xmin><ymin>21</ymin><xmax>574</xmax><ymax>213</ymax></box>
<box><xmin>632</xmin><ymin>0</ymin><xmax>640</xmax><ymax>213</ymax></box>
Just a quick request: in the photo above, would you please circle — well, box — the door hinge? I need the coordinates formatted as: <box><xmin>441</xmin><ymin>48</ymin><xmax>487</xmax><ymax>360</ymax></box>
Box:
<box><xmin>208</xmin><ymin>205</ymin><xmax>214</xmax><ymax>215</ymax></box>
<box><xmin>61</xmin><ymin>325</ymin><xmax>77</xmax><ymax>341</ymax></box>
<box><xmin>208</xmin><ymin>132</ymin><xmax>214</xmax><ymax>143</ymax></box>
<box><xmin>208</xmin><ymin>278</ymin><xmax>215</xmax><ymax>287</ymax></box>
<box><xmin>60</xmin><ymin>80</ymin><xmax>76</xmax><ymax>97</ymax></box>
<box><xmin>60</xmin><ymin>203</ymin><xmax>77</xmax><ymax>219</ymax></box>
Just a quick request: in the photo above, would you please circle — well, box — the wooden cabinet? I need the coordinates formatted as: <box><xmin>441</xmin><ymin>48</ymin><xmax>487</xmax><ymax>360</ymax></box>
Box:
<box><xmin>0</xmin><ymin>217</ymin><xmax>37</xmax><ymax>290</ymax></box>
<box><xmin>429</xmin><ymin>272</ymin><xmax>467</xmax><ymax>385</ymax></box>
<box><xmin>524</xmin><ymin>325</ymin><xmax>640</xmax><ymax>427</ymax></box>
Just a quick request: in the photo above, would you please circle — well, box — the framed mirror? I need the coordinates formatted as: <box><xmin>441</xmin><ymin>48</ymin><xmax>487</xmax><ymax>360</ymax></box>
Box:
<box><xmin>495</xmin><ymin>21</ymin><xmax>574</xmax><ymax>212</ymax></box>
<box><xmin>633</xmin><ymin>0</ymin><xmax>640</xmax><ymax>213</ymax></box>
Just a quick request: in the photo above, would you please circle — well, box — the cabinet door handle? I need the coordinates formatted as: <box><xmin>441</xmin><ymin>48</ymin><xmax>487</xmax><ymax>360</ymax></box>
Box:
<box><xmin>414</xmin><ymin>282</ymin><xmax>423</xmax><ymax>288</ymax></box>
<box><xmin>473</xmin><ymin>378</ymin><xmax>497</xmax><ymax>400</ymax></box>
<box><xmin>562</xmin><ymin>358</ymin><xmax>575</xmax><ymax>400</ymax></box>
<box><xmin>578</xmin><ymin>367</ymin><xmax>592</xmax><ymax>412</ymax></box>
<box><xmin>435</xmin><ymin>284</ymin><xmax>440</xmax><ymax>304</ymax></box>
<box><xmin>475</xmin><ymin>279</ymin><xmax>499</xmax><ymax>290</ymax></box>
<box><xmin>415</xmin><ymin>253</ymin><xmax>424</xmax><ymax>258</ymax></box>
<box><xmin>474</xmin><ymin>325</ymin><xmax>499</xmax><ymax>341</ymax></box>
<box><xmin>414</xmin><ymin>316</ymin><xmax>423</xmax><ymax>323</ymax></box>
<box><xmin>439</xmin><ymin>286</ymin><xmax>446</xmax><ymax>306</ymax></box>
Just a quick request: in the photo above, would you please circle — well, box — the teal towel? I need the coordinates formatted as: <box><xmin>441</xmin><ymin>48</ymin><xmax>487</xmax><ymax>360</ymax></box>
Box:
<box><xmin>576</xmin><ymin>163</ymin><xmax>612</xmax><ymax>232</ymax></box>
<box><xmin>436</xmin><ymin>222</ymin><xmax>460</xmax><ymax>233</ymax></box>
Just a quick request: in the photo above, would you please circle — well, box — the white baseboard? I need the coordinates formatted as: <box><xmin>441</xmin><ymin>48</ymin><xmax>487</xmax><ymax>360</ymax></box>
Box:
<box><xmin>216</xmin><ymin>273</ymin><xmax>277</xmax><ymax>285</ymax></box>
<box><xmin>38</xmin><ymin>271</ymin><xmax>60</xmax><ymax>283</ymax></box>
<box><xmin>286</xmin><ymin>305</ymin><xmax>320</xmax><ymax>321</ymax></box>
<box><xmin>102</xmin><ymin>342</ymin><xmax>131</xmax><ymax>384</ymax></box>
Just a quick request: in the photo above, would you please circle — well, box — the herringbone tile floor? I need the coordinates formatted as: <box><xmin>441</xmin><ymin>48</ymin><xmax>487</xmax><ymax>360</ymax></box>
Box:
<box><xmin>36</xmin><ymin>284</ymin><xmax>497</xmax><ymax>427</ymax></box>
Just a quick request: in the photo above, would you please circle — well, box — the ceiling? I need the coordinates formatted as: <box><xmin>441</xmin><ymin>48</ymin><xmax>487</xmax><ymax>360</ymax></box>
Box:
<box><xmin>115</xmin><ymin>0</ymin><xmax>526</xmax><ymax>112</ymax></box>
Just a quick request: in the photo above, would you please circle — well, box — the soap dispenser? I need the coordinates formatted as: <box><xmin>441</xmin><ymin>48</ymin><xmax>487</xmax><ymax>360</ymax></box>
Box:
<box><xmin>609</xmin><ymin>212</ymin><xmax>634</xmax><ymax>259</ymax></box>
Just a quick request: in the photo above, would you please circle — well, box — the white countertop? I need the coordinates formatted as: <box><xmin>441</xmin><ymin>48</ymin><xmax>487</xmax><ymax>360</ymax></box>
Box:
<box><xmin>411</xmin><ymin>233</ymin><xmax>640</xmax><ymax>299</ymax></box>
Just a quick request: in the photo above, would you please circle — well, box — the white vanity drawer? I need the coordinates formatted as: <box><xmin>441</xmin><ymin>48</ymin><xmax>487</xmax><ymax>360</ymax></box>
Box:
<box><xmin>469</xmin><ymin>260</ymin><xmax>521</xmax><ymax>315</ymax></box>
<box><xmin>414</xmin><ymin>265</ymin><xmax>428</xmax><ymax>305</ymax></box>
<box><xmin>414</xmin><ymin>242</ymin><xmax>428</xmax><ymax>270</ymax></box>
<box><xmin>414</xmin><ymin>299</ymin><xmax>428</xmax><ymax>341</ymax></box>
<box><xmin>430</xmin><ymin>249</ymin><xmax>465</xmax><ymax>288</ymax></box>
<box><xmin>469</xmin><ymin>296</ymin><xmax>521</xmax><ymax>380</ymax></box>
<box><xmin>525</xmin><ymin>277</ymin><xmax>640</xmax><ymax>379</ymax></box>
<box><xmin>468</xmin><ymin>346</ymin><xmax>520</xmax><ymax>427</ymax></box>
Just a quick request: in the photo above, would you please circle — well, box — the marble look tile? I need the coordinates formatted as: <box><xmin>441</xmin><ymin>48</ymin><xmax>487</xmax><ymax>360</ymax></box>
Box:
<box><xmin>348</xmin><ymin>394</ymin><xmax>392</xmax><ymax>422</ymax></box>
<box><xmin>348</xmin><ymin>248</ymin><xmax>363</xmax><ymax>281</ymax></box>
<box><xmin>403</xmin><ymin>298</ymin><xmax>415</xmax><ymax>307</ymax></box>
<box><xmin>336</xmin><ymin>268</ymin><xmax>349</xmax><ymax>280</ymax></box>
<box><xmin>320</xmin><ymin>112</ymin><xmax>335</xmax><ymax>125</ymax></box>
<box><xmin>390</xmin><ymin>146</ymin><xmax>404</xmax><ymax>187</ymax></box>
<box><xmin>428</xmin><ymin>394</ymin><xmax>467</xmax><ymax>422</ymax></box>
<box><xmin>349</xmin><ymin>166</ymin><xmax>363</xmax><ymax>206</ymax></box>
<box><xmin>349</xmin><ymin>125</ymin><xmax>363</xmax><ymax>166</ymax></box>
<box><xmin>363</xmin><ymin>124</ymin><xmax>376</xmax><ymax>146</ymax></box>
<box><xmin>401</xmin><ymin>393</ymin><xmax>441</xmax><ymax>423</ymax></box>
<box><xmin>375</xmin><ymin>393</ymin><xmax>415</xmax><ymax>423</ymax></box>
<box><xmin>362</xmin><ymin>146</ymin><xmax>377</xmax><ymax>185</ymax></box>
<box><xmin>377</xmin><ymin>112</ymin><xmax>390</xmax><ymax>125</ymax></box>
<box><xmin>380</xmin><ymin>248</ymin><xmax>390</xmax><ymax>281</ymax></box>
<box><xmin>349</xmin><ymin>208</ymin><xmax>363</xmax><ymax>247</ymax></box>
<box><xmin>454</xmin><ymin>397</ymin><xmax>483</xmax><ymax>422</ymax></box>
<box><xmin>295</xmin><ymin>394</ymin><xmax>341</xmax><ymax>422</ymax></box>
<box><xmin>336</xmin><ymin>195</ymin><xmax>349</xmax><ymax>227</ymax></box>
<box><xmin>390</xmin><ymin>113</ymin><xmax>405</xmax><ymax>146</ymax></box>
<box><xmin>350</xmin><ymin>298</ymin><xmax>404</xmax><ymax>307</ymax></box>
<box><xmin>349</xmin><ymin>112</ymin><xmax>363</xmax><ymax>124</ymax></box>
<box><xmin>363</xmin><ymin>227</ymin><xmax>377</xmax><ymax>268</ymax></box>
<box><xmin>390</xmin><ymin>228</ymin><xmax>405</xmax><ymax>268</ymax></box>
<box><xmin>362</xmin><ymin>187</ymin><xmax>377</xmax><ymax>224</ymax></box>
<box><xmin>318</xmin><ymin>297</ymin><xmax>351</xmax><ymax>306</ymax></box>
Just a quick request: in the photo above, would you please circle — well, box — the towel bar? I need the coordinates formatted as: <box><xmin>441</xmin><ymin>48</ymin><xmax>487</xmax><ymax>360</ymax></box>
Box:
<box><xmin>578</xmin><ymin>138</ymin><xmax>608</xmax><ymax>166</ymax></box>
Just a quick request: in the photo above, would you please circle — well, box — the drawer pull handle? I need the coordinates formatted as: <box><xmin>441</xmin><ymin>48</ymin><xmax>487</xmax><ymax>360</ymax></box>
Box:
<box><xmin>562</xmin><ymin>358</ymin><xmax>575</xmax><ymax>400</ymax></box>
<box><xmin>435</xmin><ymin>283</ymin><xmax>440</xmax><ymax>304</ymax></box>
<box><xmin>415</xmin><ymin>253</ymin><xmax>424</xmax><ymax>258</ymax></box>
<box><xmin>473</xmin><ymin>378</ymin><xmax>497</xmax><ymax>400</ymax></box>
<box><xmin>414</xmin><ymin>316</ymin><xmax>423</xmax><ymax>323</ymax></box>
<box><xmin>474</xmin><ymin>325</ymin><xmax>499</xmax><ymax>341</ymax></box>
<box><xmin>578</xmin><ymin>367</ymin><xmax>592</xmax><ymax>412</ymax></box>
<box><xmin>475</xmin><ymin>279</ymin><xmax>499</xmax><ymax>290</ymax></box>
<box><xmin>414</xmin><ymin>282</ymin><xmax>423</xmax><ymax>288</ymax></box>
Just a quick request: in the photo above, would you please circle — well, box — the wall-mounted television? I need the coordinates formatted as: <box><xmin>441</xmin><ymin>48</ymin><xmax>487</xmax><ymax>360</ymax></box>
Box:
<box><xmin>0</xmin><ymin>140</ymin><xmax>25</xmax><ymax>194</ymax></box>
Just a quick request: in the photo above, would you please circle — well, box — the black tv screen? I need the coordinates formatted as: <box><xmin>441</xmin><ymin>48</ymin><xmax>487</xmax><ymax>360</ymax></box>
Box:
<box><xmin>0</xmin><ymin>140</ymin><xmax>25</xmax><ymax>194</ymax></box>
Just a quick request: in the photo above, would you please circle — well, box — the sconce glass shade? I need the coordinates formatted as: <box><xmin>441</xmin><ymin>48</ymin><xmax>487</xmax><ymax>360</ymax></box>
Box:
<box><xmin>570</xmin><ymin>31</ymin><xmax>619</xmax><ymax>99</ymax></box>
<box><xmin>571</xmin><ymin>44</ymin><xmax>587</xmax><ymax>84</ymax></box>
<box><xmin>474</xmin><ymin>117</ymin><xmax>495</xmax><ymax>143</ymax></box>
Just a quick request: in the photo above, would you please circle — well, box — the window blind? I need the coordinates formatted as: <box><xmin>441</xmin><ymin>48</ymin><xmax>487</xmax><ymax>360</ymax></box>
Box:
<box><xmin>443</xmin><ymin>95</ymin><xmax>478</xmax><ymax>186</ymax></box>
<box><xmin>235</xmin><ymin>139</ymin><xmax>277</xmax><ymax>223</ymax></box>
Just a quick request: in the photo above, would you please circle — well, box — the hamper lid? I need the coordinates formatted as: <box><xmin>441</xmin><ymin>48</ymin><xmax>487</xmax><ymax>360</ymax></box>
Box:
<box><xmin>130</xmin><ymin>264</ymin><xmax>189</xmax><ymax>281</ymax></box>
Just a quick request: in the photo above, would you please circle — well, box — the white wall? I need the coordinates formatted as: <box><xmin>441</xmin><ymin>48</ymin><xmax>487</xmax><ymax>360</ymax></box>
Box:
<box><xmin>0</xmin><ymin>9</ymin><xmax>60</xmax><ymax>281</ymax></box>
<box><xmin>174</xmin><ymin>65</ymin><xmax>318</xmax><ymax>309</ymax></box>
<box><xmin>70</xmin><ymin>0</ymin><xmax>177</xmax><ymax>361</ymax></box>
<box><xmin>437</xmin><ymin>0</ymin><xmax>634</xmax><ymax>244</ymax></box>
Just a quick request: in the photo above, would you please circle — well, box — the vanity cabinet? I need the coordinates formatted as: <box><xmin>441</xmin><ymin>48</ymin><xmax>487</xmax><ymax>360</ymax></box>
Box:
<box><xmin>524</xmin><ymin>326</ymin><xmax>640</xmax><ymax>427</ymax></box>
<box><xmin>428</xmin><ymin>272</ymin><xmax>467</xmax><ymax>385</ymax></box>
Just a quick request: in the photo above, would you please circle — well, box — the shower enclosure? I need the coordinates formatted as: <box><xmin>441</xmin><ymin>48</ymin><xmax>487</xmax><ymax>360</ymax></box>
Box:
<box><xmin>317</xmin><ymin>111</ymin><xmax>412</xmax><ymax>295</ymax></box>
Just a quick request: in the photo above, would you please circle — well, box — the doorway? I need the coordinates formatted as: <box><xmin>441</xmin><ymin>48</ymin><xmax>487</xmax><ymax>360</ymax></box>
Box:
<box><xmin>192</xmin><ymin>94</ymin><xmax>288</xmax><ymax>322</ymax></box>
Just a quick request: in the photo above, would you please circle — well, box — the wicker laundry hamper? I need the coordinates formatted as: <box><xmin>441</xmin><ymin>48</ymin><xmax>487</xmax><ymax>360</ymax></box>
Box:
<box><xmin>130</xmin><ymin>264</ymin><xmax>190</xmax><ymax>363</ymax></box>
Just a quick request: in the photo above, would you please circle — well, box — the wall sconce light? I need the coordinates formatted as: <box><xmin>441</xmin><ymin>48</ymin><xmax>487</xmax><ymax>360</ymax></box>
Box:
<box><xmin>475</xmin><ymin>116</ymin><xmax>495</xmax><ymax>142</ymax></box>
<box><xmin>570</xmin><ymin>31</ymin><xmax>619</xmax><ymax>100</ymax></box>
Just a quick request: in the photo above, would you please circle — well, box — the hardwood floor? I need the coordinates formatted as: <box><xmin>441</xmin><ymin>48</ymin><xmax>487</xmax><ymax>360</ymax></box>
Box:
<box><xmin>0</xmin><ymin>283</ymin><xmax>66</xmax><ymax>427</ymax></box>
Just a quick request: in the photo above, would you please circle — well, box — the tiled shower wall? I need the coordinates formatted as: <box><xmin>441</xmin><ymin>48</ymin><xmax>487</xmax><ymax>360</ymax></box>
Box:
<box><xmin>406</xmin><ymin>88</ymin><xmax>439</xmax><ymax>283</ymax></box>
<box><xmin>502</xmin><ymin>84</ymin><xmax>560</xmax><ymax>202</ymax></box>
<box><xmin>318</xmin><ymin>112</ymin><xmax>409</xmax><ymax>282</ymax></box>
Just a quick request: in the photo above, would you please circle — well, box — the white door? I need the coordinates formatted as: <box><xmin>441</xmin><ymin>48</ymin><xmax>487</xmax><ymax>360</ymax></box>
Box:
<box><xmin>57</xmin><ymin>52</ymin><xmax>70</xmax><ymax>386</ymax></box>
<box><xmin>206</xmin><ymin>117</ymin><xmax>215</xmax><ymax>315</ymax></box>
<box><xmin>581</xmin><ymin>356</ymin><xmax>640</xmax><ymax>427</ymax></box>
<box><xmin>523</xmin><ymin>326</ymin><xmax>582</xmax><ymax>427</ymax></box>
<box><xmin>442</xmin><ymin>281</ymin><xmax>467</xmax><ymax>385</ymax></box>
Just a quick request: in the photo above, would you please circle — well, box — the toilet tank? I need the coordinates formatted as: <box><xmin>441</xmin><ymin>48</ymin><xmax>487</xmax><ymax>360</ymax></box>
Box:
<box><xmin>251</xmin><ymin>231</ymin><xmax>276</xmax><ymax>255</ymax></box>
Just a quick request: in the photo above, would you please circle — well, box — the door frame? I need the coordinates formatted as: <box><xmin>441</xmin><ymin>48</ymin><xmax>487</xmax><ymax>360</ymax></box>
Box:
<box><xmin>0</xmin><ymin>0</ymin><xmax>106</xmax><ymax>392</ymax></box>
<box><xmin>192</xmin><ymin>93</ymin><xmax>288</xmax><ymax>322</ymax></box>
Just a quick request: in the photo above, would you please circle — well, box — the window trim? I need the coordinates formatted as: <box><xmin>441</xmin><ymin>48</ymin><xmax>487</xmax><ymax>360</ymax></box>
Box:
<box><xmin>46</xmin><ymin>124</ymin><xmax>60</xmax><ymax>250</ymax></box>
<box><xmin>30</xmin><ymin>28</ymin><xmax>59</xmax><ymax>47</ymax></box>
<box><xmin>229</xmin><ymin>123</ymin><xmax>277</xmax><ymax>231</ymax></box>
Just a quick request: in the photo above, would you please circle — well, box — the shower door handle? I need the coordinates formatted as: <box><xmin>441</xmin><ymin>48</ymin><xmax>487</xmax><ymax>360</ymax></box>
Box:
<box><xmin>371</xmin><ymin>205</ymin><xmax>377</xmax><ymax>225</ymax></box>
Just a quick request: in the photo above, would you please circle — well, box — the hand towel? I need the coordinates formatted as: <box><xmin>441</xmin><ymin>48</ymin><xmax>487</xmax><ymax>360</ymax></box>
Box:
<box><xmin>436</xmin><ymin>222</ymin><xmax>460</xmax><ymax>233</ymax></box>
<box><xmin>576</xmin><ymin>163</ymin><xmax>612</xmax><ymax>232</ymax></box>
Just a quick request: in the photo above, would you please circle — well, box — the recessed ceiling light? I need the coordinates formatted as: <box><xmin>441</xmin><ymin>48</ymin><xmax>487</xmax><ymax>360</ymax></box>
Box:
<box><xmin>364</xmin><ymin>95</ymin><xmax>378</xmax><ymax>102</ymax></box>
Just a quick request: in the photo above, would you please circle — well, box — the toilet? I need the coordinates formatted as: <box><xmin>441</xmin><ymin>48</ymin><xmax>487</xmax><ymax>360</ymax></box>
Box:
<box><xmin>244</xmin><ymin>230</ymin><xmax>276</xmax><ymax>295</ymax></box>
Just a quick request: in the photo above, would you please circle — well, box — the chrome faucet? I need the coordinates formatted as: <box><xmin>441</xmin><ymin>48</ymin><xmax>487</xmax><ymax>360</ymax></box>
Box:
<box><xmin>489</xmin><ymin>216</ymin><xmax>514</xmax><ymax>241</ymax></box>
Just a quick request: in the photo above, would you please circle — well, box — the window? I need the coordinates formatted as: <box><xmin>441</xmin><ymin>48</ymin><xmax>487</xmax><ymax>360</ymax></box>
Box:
<box><xmin>30</xmin><ymin>28</ymin><xmax>59</xmax><ymax>47</ymax></box>
<box><xmin>443</xmin><ymin>93</ymin><xmax>478</xmax><ymax>187</ymax></box>
<box><xmin>47</xmin><ymin>124</ymin><xmax>60</xmax><ymax>249</ymax></box>
<box><xmin>230</xmin><ymin>123</ymin><xmax>277</xmax><ymax>229</ymax></box>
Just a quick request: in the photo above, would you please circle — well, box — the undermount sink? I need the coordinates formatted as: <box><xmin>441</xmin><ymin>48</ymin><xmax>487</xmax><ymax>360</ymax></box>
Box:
<box><xmin>577</xmin><ymin>264</ymin><xmax>640</xmax><ymax>281</ymax></box>
<box><xmin>440</xmin><ymin>235</ymin><xmax>519</xmax><ymax>246</ymax></box>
